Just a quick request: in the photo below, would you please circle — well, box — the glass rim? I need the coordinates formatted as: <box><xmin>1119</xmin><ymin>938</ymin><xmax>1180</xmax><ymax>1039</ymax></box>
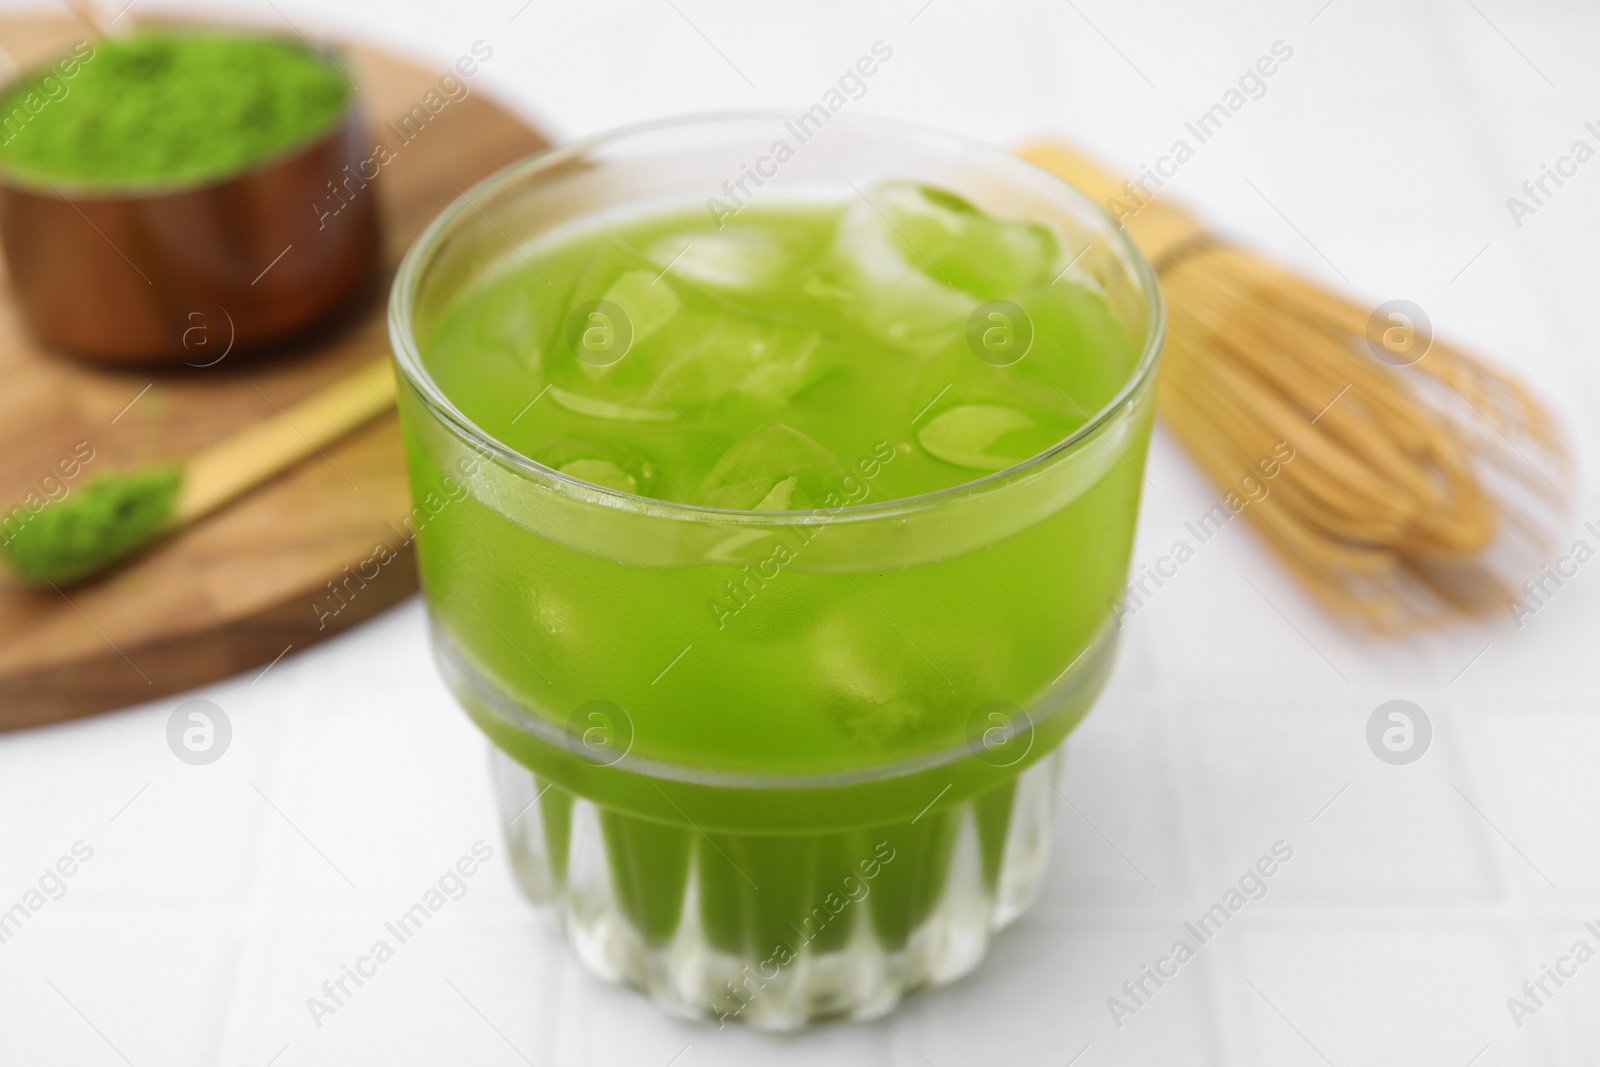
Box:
<box><xmin>387</xmin><ymin>109</ymin><xmax>1166</xmax><ymax>526</ymax></box>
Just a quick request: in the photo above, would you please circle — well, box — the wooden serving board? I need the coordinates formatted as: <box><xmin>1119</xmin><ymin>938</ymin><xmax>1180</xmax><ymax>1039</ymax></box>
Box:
<box><xmin>0</xmin><ymin>14</ymin><xmax>549</xmax><ymax>729</ymax></box>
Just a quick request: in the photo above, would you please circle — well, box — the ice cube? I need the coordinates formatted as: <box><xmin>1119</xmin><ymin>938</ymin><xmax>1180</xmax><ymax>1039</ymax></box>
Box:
<box><xmin>693</xmin><ymin>424</ymin><xmax>848</xmax><ymax>510</ymax></box>
<box><xmin>656</xmin><ymin>312</ymin><xmax>825</xmax><ymax>407</ymax></box>
<box><xmin>754</xmin><ymin>475</ymin><xmax>798</xmax><ymax>510</ymax></box>
<box><xmin>829</xmin><ymin>195</ymin><xmax>977</xmax><ymax>356</ymax></box>
<box><xmin>540</xmin><ymin>249</ymin><xmax>688</xmax><ymax>415</ymax></box>
<box><xmin>647</xmin><ymin>230</ymin><xmax>787</xmax><ymax>292</ymax></box>
<box><xmin>906</xmin><ymin>314</ymin><xmax>1090</xmax><ymax>437</ymax></box>
<box><xmin>871</xmin><ymin>181</ymin><xmax>1061</xmax><ymax>299</ymax></box>
<box><xmin>558</xmin><ymin>458</ymin><xmax>637</xmax><ymax>494</ymax></box>
<box><xmin>470</xmin><ymin>273</ymin><xmax>542</xmax><ymax>366</ymax></box>
<box><xmin>1008</xmin><ymin>280</ymin><xmax>1136</xmax><ymax>416</ymax></box>
<box><xmin>600</xmin><ymin>269</ymin><xmax>679</xmax><ymax>348</ymax></box>
<box><xmin>808</xmin><ymin>612</ymin><xmax>949</xmax><ymax>747</ymax></box>
<box><xmin>565</xmin><ymin>240</ymin><xmax>658</xmax><ymax>304</ymax></box>
<box><xmin>916</xmin><ymin>404</ymin><xmax>1035</xmax><ymax>471</ymax></box>
<box><xmin>536</xmin><ymin>438</ymin><xmax>659</xmax><ymax>497</ymax></box>
<box><xmin>547</xmin><ymin>386</ymin><xmax>677</xmax><ymax>422</ymax></box>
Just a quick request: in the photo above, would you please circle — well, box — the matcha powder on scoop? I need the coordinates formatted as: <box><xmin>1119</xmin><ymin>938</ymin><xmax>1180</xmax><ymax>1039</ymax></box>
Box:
<box><xmin>0</xmin><ymin>31</ymin><xmax>351</xmax><ymax>187</ymax></box>
<box><xmin>2</xmin><ymin>467</ymin><xmax>182</xmax><ymax>585</ymax></box>
<box><xmin>0</xmin><ymin>361</ymin><xmax>400</xmax><ymax>586</ymax></box>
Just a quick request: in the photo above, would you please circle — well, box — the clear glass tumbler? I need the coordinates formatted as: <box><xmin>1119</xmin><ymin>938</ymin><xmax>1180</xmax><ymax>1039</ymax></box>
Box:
<box><xmin>388</xmin><ymin>113</ymin><xmax>1164</xmax><ymax>1030</ymax></box>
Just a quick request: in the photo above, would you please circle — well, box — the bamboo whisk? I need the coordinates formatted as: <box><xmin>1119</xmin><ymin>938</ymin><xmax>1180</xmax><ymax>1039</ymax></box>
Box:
<box><xmin>1020</xmin><ymin>141</ymin><xmax>1570</xmax><ymax>631</ymax></box>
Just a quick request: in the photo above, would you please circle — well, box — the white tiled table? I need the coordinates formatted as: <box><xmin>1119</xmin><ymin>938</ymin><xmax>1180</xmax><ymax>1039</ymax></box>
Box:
<box><xmin>3</xmin><ymin>1</ymin><xmax>1598</xmax><ymax>1064</ymax></box>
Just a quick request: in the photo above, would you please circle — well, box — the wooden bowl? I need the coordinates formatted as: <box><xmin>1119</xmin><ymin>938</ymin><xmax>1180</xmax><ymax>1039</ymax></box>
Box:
<box><xmin>0</xmin><ymin>93</ymin><xmax>382</xmax><ymax>364</ymax></box>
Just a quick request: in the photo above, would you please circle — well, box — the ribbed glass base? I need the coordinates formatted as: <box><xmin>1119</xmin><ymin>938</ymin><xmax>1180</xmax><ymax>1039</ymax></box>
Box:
<box><xmin>491</xmin><ymin>744</ymin><xmax>1062</xmax><ymax>1030</ymax></box>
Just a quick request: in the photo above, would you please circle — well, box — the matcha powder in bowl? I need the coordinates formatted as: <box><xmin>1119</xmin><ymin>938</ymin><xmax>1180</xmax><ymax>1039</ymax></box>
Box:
<box><xmin>0</xmin><ymin>30</ymin><xmax>352</xmax><ymax>188</ymax></box>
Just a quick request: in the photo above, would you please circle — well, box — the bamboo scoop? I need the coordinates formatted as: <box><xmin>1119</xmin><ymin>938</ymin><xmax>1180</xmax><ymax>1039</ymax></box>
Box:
<box><xmin>1020</xmin><ymin>140</ymin><xmax>1571</xmax><ymax>631</ymax></box>
<box><xmin>0</xmin><ymin>361</ymin><xmax>396</xmax><ymax>584</ymax></box>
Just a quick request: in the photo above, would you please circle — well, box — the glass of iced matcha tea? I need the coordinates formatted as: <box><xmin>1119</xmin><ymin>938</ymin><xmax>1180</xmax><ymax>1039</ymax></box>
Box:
<box><xmin>389</xmin><ymin>114</ymin><xmax>1163</xmax><ymax>1029</ymax></box>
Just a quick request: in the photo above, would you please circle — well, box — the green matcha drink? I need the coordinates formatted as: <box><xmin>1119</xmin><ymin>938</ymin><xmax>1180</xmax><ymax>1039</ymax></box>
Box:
<box><xmin>390</xmin><ymin>116</ymin><xmax>1162</xmax><ymax>1029</ymax></box>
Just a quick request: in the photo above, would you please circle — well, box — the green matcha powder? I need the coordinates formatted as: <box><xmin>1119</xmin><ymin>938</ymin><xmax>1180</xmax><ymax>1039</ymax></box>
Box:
<box><xmin>2</xmin><ymin>466</ymin><xmax>183</xmax><ymax>584</ymax></box>
<box><xmin>0</xmin><ymin>31</ymin><xmax>351</xmax><ymax>186</ymax></box>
